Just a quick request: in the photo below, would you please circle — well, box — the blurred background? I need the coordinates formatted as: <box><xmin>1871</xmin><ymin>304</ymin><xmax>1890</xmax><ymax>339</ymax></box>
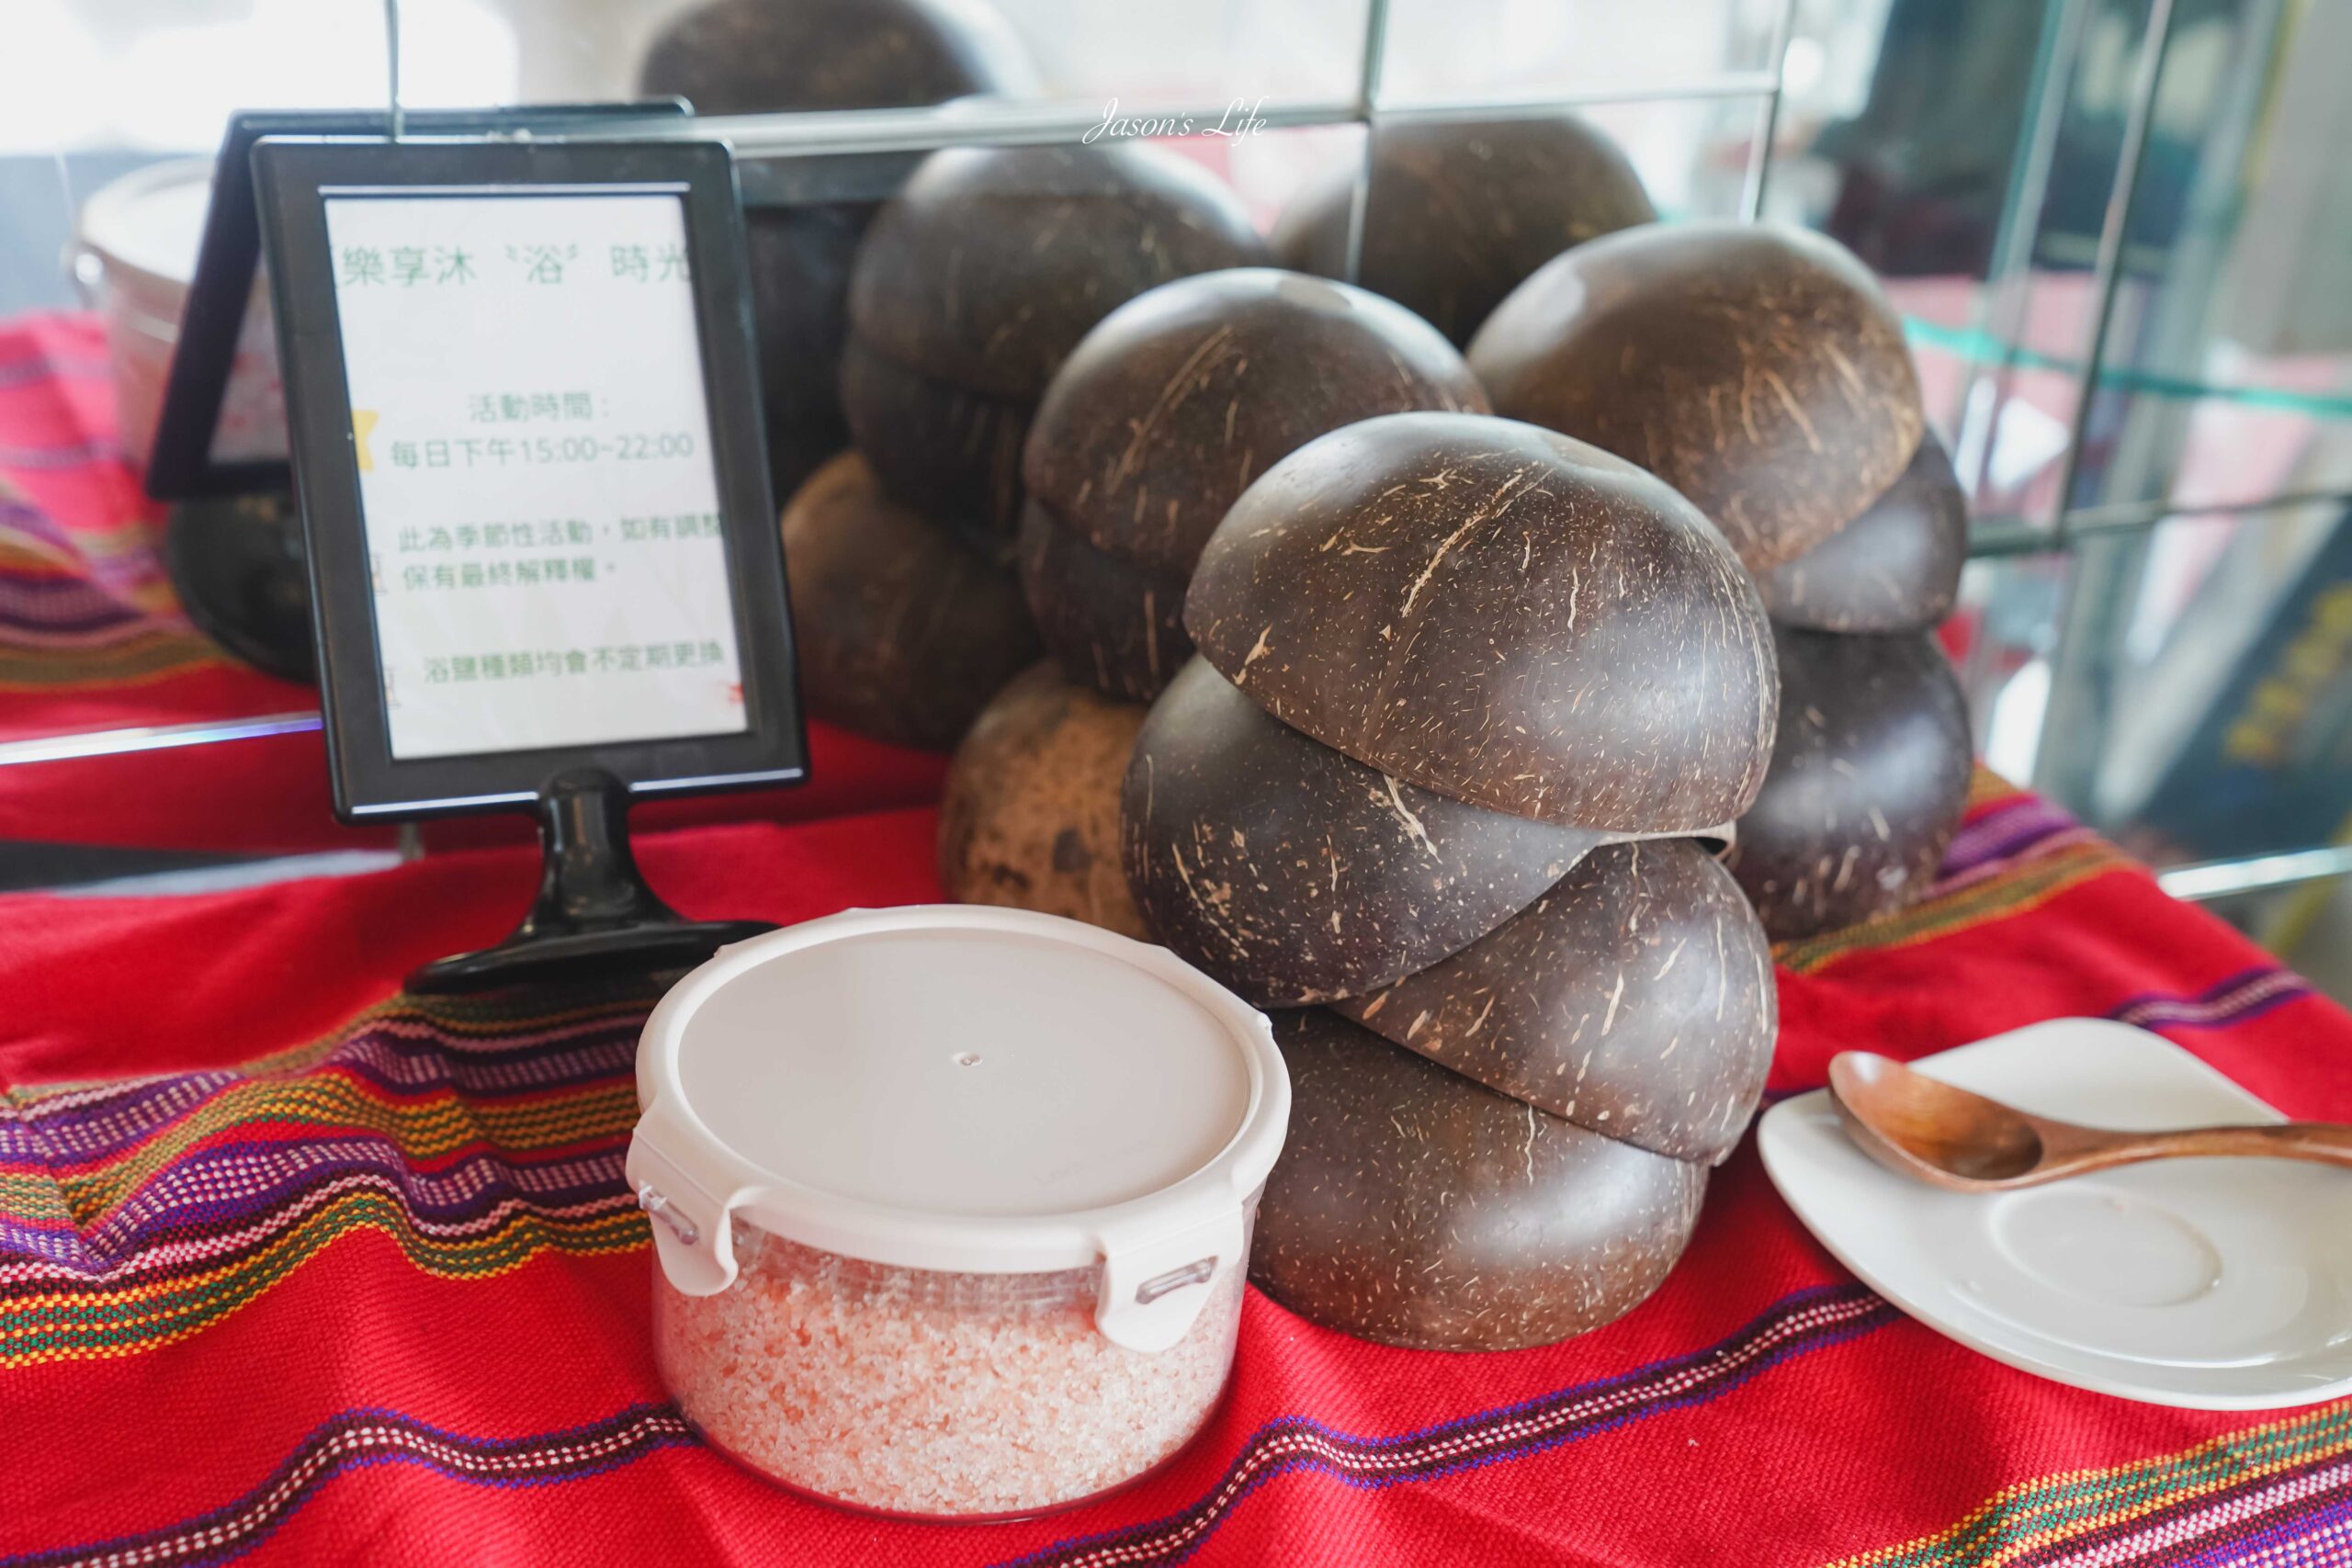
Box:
<box><xmin>1</xmin><ymin>0</ymin><xmax>2346</xmax><ymax>987</ymax></box>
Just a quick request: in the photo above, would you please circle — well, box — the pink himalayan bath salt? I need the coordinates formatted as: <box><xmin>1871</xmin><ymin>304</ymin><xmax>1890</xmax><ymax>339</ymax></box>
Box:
<box><xmin>627</xmin><ymin>909</ymin><xmax>1290</xmax><ymax>1517</ymax></box>
<box><xmin>655</xmin><ymin>1214</ymin><xmax>1252</xmax><ymax>1517</ymax></box>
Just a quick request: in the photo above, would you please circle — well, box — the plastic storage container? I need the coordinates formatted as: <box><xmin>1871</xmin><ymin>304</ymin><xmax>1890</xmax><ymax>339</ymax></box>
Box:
<box><xmin>72</xmin><ymin>159</ymin><xmax>287</xmax><ymax>472</ymax></box>
<box><xmin>627</xmin><ymin>906</ymin><xmax>1288</xmax><ymax>1518</ymax></box>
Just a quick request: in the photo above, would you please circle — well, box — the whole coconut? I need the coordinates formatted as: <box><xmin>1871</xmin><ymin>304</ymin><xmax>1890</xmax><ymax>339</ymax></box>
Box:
<box><xmin>939</xmin><ymin>663</ymin><xmax>1148</xmax><ymax>938</ymax></box>
<box><xmin>780</xmin><ymin>452</ymin><xmax>1037</xmax><ymax>750</ymax></box>
<box><xmin>1272</xmin><ymin>117</ymin><xmax>1657</xmax><ymax>346</ymax></box>
<box><xmin>1470</xmin><ymin>221</ymin><xmax>1925</xmax><ymax>573</ymax></box>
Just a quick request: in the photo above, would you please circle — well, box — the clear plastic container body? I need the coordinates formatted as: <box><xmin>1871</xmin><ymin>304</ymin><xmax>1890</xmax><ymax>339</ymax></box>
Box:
<box><xmin>653</xmin><ymin>1197</ymin><xmax>1258</xmax><ymax>1518</ymax></box>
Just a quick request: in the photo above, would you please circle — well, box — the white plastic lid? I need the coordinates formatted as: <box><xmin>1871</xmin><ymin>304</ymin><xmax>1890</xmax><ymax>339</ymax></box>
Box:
<box><xmin>76</xmin><ymin>159</ymin><xmax>212</xmax><ymax>289</ymax></box>
<box><xmin>626</xmin><ymin>906</ymin><xmax>1289</xmax><ymax>1353</ymax></box>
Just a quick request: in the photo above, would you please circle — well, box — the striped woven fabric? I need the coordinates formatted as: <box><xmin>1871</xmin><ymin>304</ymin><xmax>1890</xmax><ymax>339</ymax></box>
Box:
<box><xmin>0</xmin><ymin>494</ymin><xmax>220</xmax><ymax>693</ymax></box>
<box><xmin>1775</xmin><ymin>773</ymin><xmax>2125</xmax><ymax>976</ymax></box>
<box><xmin>0</xmin><ymin>315</ymin><xmax>950</xmax><ymax>855</ymax></box>
<box><xmin>2</xmin><ymin>796</ymin><xmax>2347</xmax><ymax>1567</ymax></box>
<box><xmin>0</xmin><ymin>317</ymin><xmax>298</xmax><ymax>730</ymax></box>
<box><xmin>1</xmin><ymin>988</ymin><xmax>656</xmax><ymax>1369</ymax></box>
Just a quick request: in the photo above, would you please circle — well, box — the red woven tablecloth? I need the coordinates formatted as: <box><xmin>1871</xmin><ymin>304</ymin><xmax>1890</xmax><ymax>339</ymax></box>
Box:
<box><xmin>3</xmin><ymin>775</ymin><xmax>2348</xmax><ymax>1566</ymax></box>
<box><xmin>0</xmin><ymin>313</ymin><xmax>944</xmax><ymax>853</ymax></box>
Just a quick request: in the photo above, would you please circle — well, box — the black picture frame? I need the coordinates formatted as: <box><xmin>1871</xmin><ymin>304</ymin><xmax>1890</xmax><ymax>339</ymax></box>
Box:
<box><xmin>253</xmin><ymin>135</ymin><xmax>807</xmax><ymax>825</ymax></box>
<box><xmin>145</xmin><ymin>101</ymin><xmax>688</xmax><ymax>503</ymax></box>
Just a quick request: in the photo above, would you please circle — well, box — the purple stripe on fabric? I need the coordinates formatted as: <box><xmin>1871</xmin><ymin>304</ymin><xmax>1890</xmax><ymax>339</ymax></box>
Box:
<box><xmin>0</xmin><ymin>1136</ymin><xmax>631</xmax><ymax>1279</ymax></box>
<box><xmin>0</xmin><ymin>604</ymin><xmax>153</xmax><ymax>640</ymax></box>
<box><xmin>1937</xmin><ymin>796</ymin><xmax>2080</xmax><ymax>880</ymax></box>
<box><xmin>0</xmin><ymin>502</ymin><xmax>76</xmax><ymax>545</ymax></box>
<box><xmin>0</xmin><ymin>1287</ymin><xmax>1891</xmax><ymax>1568</ymax></box>
<box><xmin>0</xmin><ymin>569</ymin><xmax>128</xmax><ymax>600</ymax></box>
<box><xmin>0</xmin><ymin>1404</ymin><xmax>696</xmax><ymax>1568</ymax></box>
<box><xmin>0</xmin><ymin>1010</ymin><xmax>644</xmax><ymax>1162</ymax></box>
<box><xmin>2156</xmin><ymin>1485</ymin><xmax>2352</xmax><ymax>1568</ymax></box>
<box><xmin>0</xmin><ymin>500</ymin><xmax>77</xmax><ymax>549</ymax></box>
<box><xmin>0</xmin><ymin>571</ymin><xmax>145</xmax><ymax>616</ymax></box>
<box><xmin>0</xmin><ymin>609</ymin><xmax>149</xmax><ymax>643</ymax></box>
<box><xmin>2001</xmin><ymin>1451</ymin><xmax>2352</xmax><ymax>1568</ymax></box>
<box><xmin>1001</xmin><ymin>1285</ymin><xmax>1895</xmax><ymax>1568</ymax></box>
<box><xmin>0</xmin><ymin>441</ymin><xmax>119</xmax><ymax>470</ymax></box>
<box><xmin>2105</xmin><ymin>966</ymin><xmax>2314</xmax><ymax>1033</ymax></box>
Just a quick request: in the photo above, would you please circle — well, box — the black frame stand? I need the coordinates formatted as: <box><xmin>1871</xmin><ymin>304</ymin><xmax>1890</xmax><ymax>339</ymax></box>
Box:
<box><xmin>405</xmin><ymin>770</ymin><xmax>774</xmax><ymax>994</ymax></box>
<box><xmin>161</xmin><ymin>491</ymin><xmax>314</xmax><ymax>683</ymax></box>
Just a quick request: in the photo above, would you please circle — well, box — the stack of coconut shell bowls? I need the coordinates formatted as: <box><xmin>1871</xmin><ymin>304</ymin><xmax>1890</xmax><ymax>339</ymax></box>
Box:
<box><xmin>1470</xmin><ymin>221</ymin><xmax>1974</xmax><ymax>941</ymax></box>
<box><xmin>938</xmin><ymin>268</ymin><xmax>1487</xmax><ymax>929</ymax></box>
<box><xmin>1118</xmin><ymin>411</ymin><xmax>1782</xmax><ymax>1351</ymax></box>
<box><xmin>1272</xmin><ymin>115</ymin><xmax>1657</xmax><ymax>347</ymax></box>
<box><xmin>637</xmin><ymin>0</ymin><xmax>1037</xmax><ymax>499</ymax></box>
<box><xmin>780</xmin><ymin>141</ymin><xmax>1266</xmax><ymax>751</ymax></box>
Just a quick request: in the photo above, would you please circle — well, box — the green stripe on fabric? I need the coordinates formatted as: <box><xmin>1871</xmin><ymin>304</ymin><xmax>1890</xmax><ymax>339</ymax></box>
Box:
<box><xmin>1831</xmin><ymin>1403</ymin><xmax>2352</xmax><ymax>1567</ymax></box>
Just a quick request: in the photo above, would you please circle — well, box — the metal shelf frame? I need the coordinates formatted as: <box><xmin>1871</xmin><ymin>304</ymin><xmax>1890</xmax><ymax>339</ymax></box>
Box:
<box><xmin>13</xmin><ymin>0</ymin><xmax>2343</xmax><ymax>908</ymax></box>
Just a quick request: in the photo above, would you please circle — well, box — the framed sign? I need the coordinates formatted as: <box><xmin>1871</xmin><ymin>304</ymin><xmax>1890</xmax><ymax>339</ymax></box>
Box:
<box><xmin>254</xmin><ymin>135</ymin><xmax>801</xmax><ymax>988</ymax></box>
<box><xmin>147</xmin><ymin>102</ymin><xmax>689</xmax><ymax>502</ymax></box>
<box><xmin>148</xmin><ymin>105</ymin><xmax>688</xmax><ymax>687</ymax></box>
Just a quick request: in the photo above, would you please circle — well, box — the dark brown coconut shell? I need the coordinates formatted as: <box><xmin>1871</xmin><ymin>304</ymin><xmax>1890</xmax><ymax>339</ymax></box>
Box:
<box><xmin>840</xmin><ymin>333</ymin><xmax>1033</xmax><ymax>536</ymax></box>
<box><xmin>637</xmin><ymin>0</ymin><xmax>1035</xmax><ymax>116</ymax></box>
<box><xmin>938</xmin><ymin>663</ymin><xmax>1148</xmax><ymax>938</ymax></box>
<box><xmin>1469</xmin><ymin>221</ymin><xmax>1926</xmax><ymax>573</ymax></box>
<box><xmin>1728</xmin><ymin>626</ymin><xmax>1973</xmax><ymax>941</ymax></box>
<box><xmin>1756</xmin><ymin>431</ymin><xmax>1967</xmax><ymax>634</ymax></box>
<box><xmin>1334</xmin><ymin>840</ymin><xmax>1775</xmax><ymax>1165</ymax></box>
<box><xmin>848</xmin><ymin>142</ymin><xmax>1268</xmax><ymax>403</ymax></box>
<box><xmin>1023</xmin><ymin>268</ymin><xmax>1487</xmax><ymax>579</ymax></box>
<box><xmin>779</xmin><ymin>452</ymin><xmax>1038</xmax><ymax>750</ymax></box>
<box><xmin>639</xmin><ymin>0</ymin><xmax>1033</xmax><ymax>499</ymax></box>
<box><xmin>1251</xmin><ymin>1009</ymin><xmax>1707</xmax><ymax>1352</ymax></box>
<box><xmin>1185</xmin><ymin>412</ymin><xmax>1777</xmax><ymax>834</ymax></box>
<box><xmin>1017</xmin><ymin>501</ymin><xmax>1192</xmax><ymax>702</ymax></box>
<box><xmin>1272</xmin><ymin>117</ymin><xmax>1657</xmax><ymax>347</ymax></box>
<box><xmin>742</xmin><ymin>209</ymin><xmax>862</xmax><ymax>499</ymax></box>
<box><xmin>1121</xmin><ymin>659</ymin><xmax>1611</xmax><ymax>1007</ymax></box>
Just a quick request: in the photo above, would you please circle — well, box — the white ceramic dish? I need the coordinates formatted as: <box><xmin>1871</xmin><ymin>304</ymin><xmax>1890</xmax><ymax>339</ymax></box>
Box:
<box><xmin>1758</xmin><ymin>1018</ymin><xmax>2352</xmax><ymax>1409</ymax></box>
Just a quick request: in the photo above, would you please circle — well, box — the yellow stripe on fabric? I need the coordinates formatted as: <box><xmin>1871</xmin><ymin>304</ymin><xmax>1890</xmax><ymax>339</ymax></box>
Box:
<box><xmin>49</xmin><ymin>1077</ymin><xmax>641</xmax><ymax>1226</ymax></box>
<box><xmin>1775</xmin><ymin>839</ymin><xmax>2127</xmax><ymax>976</ymax></box>
<box><xmin>0</xmin><ymin>541</ymin><xmax>82</xmax><ymax>575</ymax></box>
<box><xmin>0</xmin><ymin>633</ymin><xmax>223</xmax><ymax>689</ymax></box>
<box><xmin>0</xmin><ymin>1201</ymin><xmax>650</xmax><ymax>1369</ymax></box>
<box><xmin>0</xmin><ymin>517</ymin><xmax>170</xmax><ymax>565</ymax></box>
<box><xmin>0</xmin><ymin>1174</ymin><xmax>74</xmax><ymax>1222</ymax></box>
<box><xmin>2</xmin><ymin>990</ymin><xmax>668</xmax><ymax>1369</ymax></box>
<box><xmin>0</xmin><ymin>518</ymin><xmax>183</xmax><ymax>615</ymax></box>
<box><xmin>1822</xmin><ymin>1404</ymin><xmax>2352</xmax><ymax>1568</ymax></box>
<box><xmin>1965</xmin><ymin>766</ymin><xmax>2022</xmax><ymax>810</ymax></box>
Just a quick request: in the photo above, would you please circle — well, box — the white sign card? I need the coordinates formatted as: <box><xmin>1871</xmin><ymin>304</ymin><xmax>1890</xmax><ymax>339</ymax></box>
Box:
<box><xmin>322</xmin><ymin>188</ymin><xmax>747</xmax><ymax>761</ymax></box>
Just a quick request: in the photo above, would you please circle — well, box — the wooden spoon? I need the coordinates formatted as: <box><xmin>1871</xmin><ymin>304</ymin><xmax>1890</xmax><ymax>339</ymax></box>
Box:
<box><xmin>1826</xmin><ymin>1051</ymin><xmax>2352</xmax><ymax>1192</ymax></box>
